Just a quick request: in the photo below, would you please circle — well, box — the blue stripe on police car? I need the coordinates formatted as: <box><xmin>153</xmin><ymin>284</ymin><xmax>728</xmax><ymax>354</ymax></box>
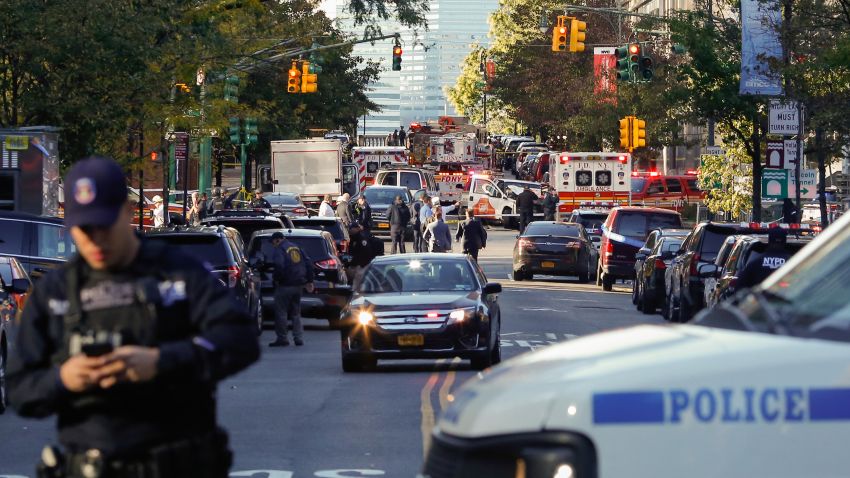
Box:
<box><xmin>593</xmin><ymin>388</ymin><xmax>850</xmax><ymax>425</ymax></box>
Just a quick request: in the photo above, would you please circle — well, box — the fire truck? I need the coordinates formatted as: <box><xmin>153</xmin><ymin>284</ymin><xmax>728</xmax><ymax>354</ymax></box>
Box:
<box><xmin>630</xmin><ymin>171</ymin><xmax>705</xmax><ymax>213</ymax></box>
<box><xmin>351</xmin><ymin>146</ymin><xmax>409</xmax><ymax>193</ymax></box>
<box><xmin>548</xmin><ymin>152</ymin><xmax>633</xmax><ymax>219</ymax></box>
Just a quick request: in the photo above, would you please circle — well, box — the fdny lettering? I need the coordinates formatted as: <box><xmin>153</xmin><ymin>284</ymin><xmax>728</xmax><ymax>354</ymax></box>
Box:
<box><xmin>80</xmin><ymin>281</ymin><xmax>136</xmax><ymax>311</ymax></box>
<box><xmin>762</xmin><ymin>257</ymin><xmax>786</xmax><ymax>269</ymax></box>
<box><xmin>593</xmin><ymin>388</ymin><xmax>850</xmax><ymax>425</ymax></box>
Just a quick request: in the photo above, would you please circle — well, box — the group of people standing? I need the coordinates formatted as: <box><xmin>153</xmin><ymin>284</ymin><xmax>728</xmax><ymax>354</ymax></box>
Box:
<box><xmin>385</xmin><ymin>126</ymin><xmax>407</xmax><ymax>147</ymax></box>
<box><xmin>151</xmin><ymin>188</ymin><xmax>274</xmax><ymax>228</ymax></box>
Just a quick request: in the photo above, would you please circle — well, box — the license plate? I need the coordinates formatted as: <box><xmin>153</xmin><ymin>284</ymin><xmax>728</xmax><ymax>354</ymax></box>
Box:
<box><xmin>397</xmin><ymin>334</ymin><xmax>424</xmax><ymax>346</ymax></box>
<box><xmin>542</xmin><ymin>261</ymin><xmax>556</xmax><ymax>268</ymax></box>
<box><xmin>378</xmin><ymin>223</ymin><xmax>389</xmax><ymax>229</ymax></box>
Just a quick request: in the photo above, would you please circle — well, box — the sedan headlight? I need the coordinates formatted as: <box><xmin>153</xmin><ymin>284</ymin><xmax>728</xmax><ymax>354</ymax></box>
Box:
<box><xmin>449</xmin><ymin>308</ymin><xmax>475</xmax><ymax>323</ymax></box>
<box><xmin>358</xmin><ymin>310</ymin><xmax>374</xmax><ymax>325</ymax></box>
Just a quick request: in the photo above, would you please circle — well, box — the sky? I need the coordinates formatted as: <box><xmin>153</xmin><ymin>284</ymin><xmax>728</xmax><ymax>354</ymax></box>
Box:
<box><xmin>320</xmin><ymin>0</ymin><xmax>337</xmax><ymax>19</ymax></box>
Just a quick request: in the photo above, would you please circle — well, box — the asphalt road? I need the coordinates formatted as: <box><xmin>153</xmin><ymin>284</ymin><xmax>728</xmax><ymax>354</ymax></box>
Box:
<box><xmin>0</xmin><ymin>228</ymin><xmax>664</xmax><ymax>478</ymax></box>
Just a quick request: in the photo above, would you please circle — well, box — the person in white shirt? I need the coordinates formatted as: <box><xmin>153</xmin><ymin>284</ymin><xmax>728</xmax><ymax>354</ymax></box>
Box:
<box><xmin>318</xmin><ymin>194</ymin><xmax>335</xmax><ymax>217</ymax></box>
<box><xmin>152</xmin><ymin>195</ymin><xmax>165</xmax><ymax>227</ymax></box>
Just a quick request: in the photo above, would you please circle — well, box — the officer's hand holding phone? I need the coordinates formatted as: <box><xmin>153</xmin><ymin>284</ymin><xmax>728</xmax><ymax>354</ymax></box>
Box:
<box><xmin>59</xmin><ymin>354</ymin><xmax>109</xmax><ymax>393</ymax></box>
<box><xmin>97</xmin><ymin>346</ymin><xmax>160</xmax><ymax>389</ymax></box>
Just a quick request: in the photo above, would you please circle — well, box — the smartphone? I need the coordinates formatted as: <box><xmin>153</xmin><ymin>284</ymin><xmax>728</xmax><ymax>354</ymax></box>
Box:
<box><xmin>81</xmin><ymin>342</ymin><xmax>114</xmax><ymax>357</ymax></box>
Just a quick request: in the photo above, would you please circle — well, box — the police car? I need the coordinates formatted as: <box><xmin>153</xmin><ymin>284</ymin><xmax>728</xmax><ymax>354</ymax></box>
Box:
<box><xmin>423</xmin><ymin>211</ymin><xmax>850</xmax><ymax>478</ymax></box>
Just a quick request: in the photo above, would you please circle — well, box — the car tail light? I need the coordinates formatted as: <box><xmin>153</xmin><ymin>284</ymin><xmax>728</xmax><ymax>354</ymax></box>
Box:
<box><xmin>604</xmin><ymin>240</ymin><xmax>614</xmax><ymax>256</ymax></box>
<box><xmin>292</xmin><ymin>207</ymin><xmax>306</xmax><ymax>214</ymax></box>
<box><xmin>315</xmin><ymin>258</ymin><xmax>339</xmax><ymax>270</ymax></box>
<box><xmin>565</xmin><ymin>241</ymin><xmax>581</xmax><ymax>249</ymax></box>
<box><xmin>690</xmin><ymin>253</ymin><xmax>700</xmax><ymax>276</ymax></box>
<box><xmin>227</xmin><ymin>265</ymin><xmax>240</xmax><ymax>288</ymax></box>
<box><xmin>654</xmin><ymin>258</ymin><xmax>667</xmax><ymax>270</ymax></box>
<box><xmin>518</xmin><ymin>238</ymin><xmax>534</xmax><ymax>249</ymax></box>
<box><xmin>338</xmin><ymin>240</ymin><xmax>349</xmax><ymax>253</ymax></box>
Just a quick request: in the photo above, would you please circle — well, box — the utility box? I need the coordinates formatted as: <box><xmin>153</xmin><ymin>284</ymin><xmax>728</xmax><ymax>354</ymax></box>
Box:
<box><xmin>0</xmin><ymin>126</ymin><xmax>61</xmax><ymax>216</ymax></box>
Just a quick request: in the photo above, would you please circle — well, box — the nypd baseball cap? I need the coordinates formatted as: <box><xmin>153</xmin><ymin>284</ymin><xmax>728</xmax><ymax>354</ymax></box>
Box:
<box><xmin>64</xmin><ymin>157</ymin><xmax>129</xmax><ymax>228</ymax></box>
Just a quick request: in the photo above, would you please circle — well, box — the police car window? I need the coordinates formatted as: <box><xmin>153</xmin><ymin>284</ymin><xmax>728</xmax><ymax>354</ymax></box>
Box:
<box><xmin>400</xmin><ymin>172</ymin><xmax>420</xmax><ymax>190</ymax></box>
<box><xmin>595</xmin><ymin>170</ymin><xmax>612</xmax><ymax>187</ymax></box>
<box><xmin>380</xmin><ymin>174</ymin><xmax>397</xmax><ymax>186</ymax></box>
<box><xmin>666</xmin><ymin>178</ymin><xmax>683</xmax><ymax>193</ymax></box>
<box><xmin>576</xmin><ymin>170</ymin><xmax>592</xmax><ymax>187</ymax></box>
<box><xmin>0</xmin><ymin>220</ymin><xmax>26</xmax><ymax>255</ymax></box>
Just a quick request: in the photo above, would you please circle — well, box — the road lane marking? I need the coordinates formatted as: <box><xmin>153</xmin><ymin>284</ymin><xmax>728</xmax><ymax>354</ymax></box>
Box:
<box><xmin>420</xmin><ymin>359</ymin><xmax>445</xmax><ymax>458</ymax></box>
<box><xmin>439</xmin><ymin>358</ymin><xmax>462</xmax><ymax>411</ymax></box>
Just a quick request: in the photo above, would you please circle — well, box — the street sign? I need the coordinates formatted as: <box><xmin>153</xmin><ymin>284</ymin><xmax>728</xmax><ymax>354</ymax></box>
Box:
<box><xmin>704</xmin><ymin>146</ymin><xmax>725</xmax><ymax>156</ymax></box>
<box><xmin>769</xmin><ymin>99</ymin><xmax>802</xmax><ymax>135</ymax></box>
<box><xmin>789</xmin><ymin>168</ymin><xmax>817</xmax><ymax>199</ymax></box>
<box><xmin>4</xmin><ymin>135</ymin><xmax>29</xmax><ymax>151</ymax></box>
<box><xmin>783</xmin><ymin>140</ymin><xmax>797</xmax><ymax>170</ymax></box>
<box><xmin>762</xmin><ymin>168</ymin><xmax>788</xmax><ymax>200</ymax></box>
<box><xmin>765</xmin><ymin>141</ymin><xmax>783</xmax><ymax>168</ymax></box>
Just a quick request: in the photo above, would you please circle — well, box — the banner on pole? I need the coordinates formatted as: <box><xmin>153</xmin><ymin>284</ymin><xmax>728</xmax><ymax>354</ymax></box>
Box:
<box><xmin>594</xmin><ymin>47</ymin><xmax>617</xmax><ymax>101</ymax></box>
<box><xmin>739</xmin><ymin>0</ymin><xmax>783</xmax><ymax>95</ymax></box>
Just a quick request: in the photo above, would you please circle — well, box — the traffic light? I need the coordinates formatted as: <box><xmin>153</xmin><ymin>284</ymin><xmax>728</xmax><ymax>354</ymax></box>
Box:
<box><xmin>392</xmin><ymin>45</ymin><xmax>402</xmax><ymax>71</ymax></box>
<box><xmin>150</xmin><ymin>151</ymin><xmax>159</xmax><ymax>162</ymax></box>
<box><xmin>301</xmin><ymin>61</ymin><xmax>317</xmax><ymax>93</ymax></box>
<box><xmin>228</xmin><ymin>117</ymin><xmax>241</xmax><ymax>145</ymax></box>
<box><xmin>287</xmin><ymin>62</ymin><xmax>301</xmax><ymax>93</ymax></box>
<box><xmin>245</xmin><ymin>117</ymin><xmax>258</xmax><ymax>146</ymax></box>
<box><xmin>632</xmin><ymin>117</ymin><xmax>647</xmax><ymax>149</ymax></box>
<box><xmin>224</xmin><ymin>76</ymin><xmax>239</xmax><ymax>102</ymax></box>
<box><xmin>639</xmin><ymin>51</ymin><xmax>653</xmax><ymax>81</ymax></box>
<box><xmin>615</xmin><ymin>46</ymin><xmax>631</xmax><ymax>82</ymax></box>
<box><xmin>569</xmin><ymin>18</ymin><xmax>586</xmax><ymax>53</ymax></box>
<box><xmin>551</xmin><ymin>16</ymin><xmax>568</xmax><ymax>52</ymax></box>
<box><xmin>619</xmin><ymin>116</ymin><xmax>632</xmax><ymax>150</ymax></box>
<box><xmin>628</xmin><ymin>43</ymin><xmax>641</xmax><ymax>78</ymax></box>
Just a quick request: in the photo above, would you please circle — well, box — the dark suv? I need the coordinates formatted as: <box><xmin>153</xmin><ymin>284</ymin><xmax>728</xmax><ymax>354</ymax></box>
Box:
<box><xmin>200</xmin><ymin>210</ymin><xmax>294</xmax><ymax>251</ymax></box>
<box><xmin>291</xmin><ymin>217</ymin><xmax>351</xmax><ymax>253</ymax></box>
<box><xmin>360</xmin><ymin>186</ymin><xmax>413</xmax><ymax>237</ymax></box>
<box><xmin>248</xmin><ymin>229</ymin><xmax>349</xmax><ymax>323</ymax></box>
<box><xmin>145</xmin><ymin>226</ymin><xmax>262</xmax><ymax>333</ymax></box>
<box><xmin>598</xmin><ymin>207</ymin><xmax>682</xmax><ymax>291</ymax></box>
<box><xmin>0</xmin><ymin>211</ymin><xmax>76</xmax><ymax>280</ymax></box>
<box><xmin>668</xmin><ymin>222</ymin><xmax>751</xmax><ymax>321</ymax></box>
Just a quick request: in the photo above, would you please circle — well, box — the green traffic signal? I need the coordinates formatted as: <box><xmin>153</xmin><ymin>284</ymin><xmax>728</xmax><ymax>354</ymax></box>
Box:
<box><xmin>228</xmin><ymin>117</ymin><xmax>241</xmax><ymax>144</ymax></box>
<box><xmin>224</xmin><ymin>76</ymin><xmax>239</xmax><ymax>103</ymax></box>
<box><xmin>245</xmin><ymin>117</ymin><xmax>259</xmax><ymax>146</ymax></box>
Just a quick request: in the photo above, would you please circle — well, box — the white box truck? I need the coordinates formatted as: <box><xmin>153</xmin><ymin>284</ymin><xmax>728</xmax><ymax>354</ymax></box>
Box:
<box><xmin>266</xmin><ymin>139</ymin><xmax>345</xmax><ymax>208</ymax></box>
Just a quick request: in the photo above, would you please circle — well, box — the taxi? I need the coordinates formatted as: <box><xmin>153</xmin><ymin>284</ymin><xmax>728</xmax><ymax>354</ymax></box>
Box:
<box><xmin>423</xmin><ymin>211</ymin><xmax>850</xmax><ymax>478</ymax></box>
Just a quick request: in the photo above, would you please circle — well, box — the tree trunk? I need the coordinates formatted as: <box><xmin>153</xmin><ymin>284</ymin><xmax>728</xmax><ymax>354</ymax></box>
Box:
<box><xmin>816</xmin><ymin>127</ymin><xmax>828</xmax><ymax>227</ymax></box>
<box><xmin>751</xmin><ymin>115</ymin><xmax>762</xmax><ymax>222</ymax></box>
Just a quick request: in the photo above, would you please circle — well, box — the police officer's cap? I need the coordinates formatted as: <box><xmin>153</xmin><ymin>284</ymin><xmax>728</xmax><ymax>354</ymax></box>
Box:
<box><xmin>64</xmin><ymin>156</ymin><xmax>129</xmax><ymax>228</ymax></box>
<box><xmin>271</xmin><ymin>231</ymin><xmax>285</xmax><ymax>240</ymax></box>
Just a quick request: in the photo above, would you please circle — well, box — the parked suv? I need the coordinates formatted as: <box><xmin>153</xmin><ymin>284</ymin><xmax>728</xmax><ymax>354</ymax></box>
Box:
<box><xmin>248</xmin><ymin>229</ymin><xmax>349</xmax><ymax>323</ymax></box>
<box><xmin>360</xmin><ymin>185</ymin><xmax>414</xmax><ymax>237</ymax></box>
<box><xmin>632</xmin><ymin>228</ymin><xmax>691</xmax><ymax>305</ymax></box>
<box><xmin>375</xmin><ymin>167</ymin><xmax>438</xmax><ymax>198</ymax></box>
<box><xmin>200</xmin><ymin>210</ymin><xmax>293</xmax><ymax>250</ymax></box>
<box><xmin>598</xmin><ymin>207</ymin><xmax>682</xmax><ymax>291</ymax></box>
<box><xmin>667</xmin><ymin>222</ymin><xmax>751</xmax><ymax>321</ymax></box>
<box><xmin>146</xmin><ymin>226</ymin><xmax>262</xmax><ymax>333</ymax></box>
<box><xmin>0</xmin><ymin>211</ymin><xmax>75</xmax><ymax>280</ymax></box>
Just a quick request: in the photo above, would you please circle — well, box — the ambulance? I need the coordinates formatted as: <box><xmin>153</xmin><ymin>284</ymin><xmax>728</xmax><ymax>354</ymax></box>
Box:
<box><xmin>423</xmin><ymin>210</ymin><xmax>850</xmax><ymax>478</ymax></box>
<box><xmin>548</xmin><ymin>152</ymin><xmax>632</xmax><ymax>220</ymax></box>
<box><xmin>464</xmin><ymin>174</ymin><xmax>543</xmax><ymax>227</ymax></box>
<box><xmin>350</xmin><ymin>146</ymin><xmax>409</xmax><ymax>193</ymax></box>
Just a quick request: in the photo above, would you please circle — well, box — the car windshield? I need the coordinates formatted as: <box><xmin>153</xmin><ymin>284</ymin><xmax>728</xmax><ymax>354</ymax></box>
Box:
<box><xmin>364</xmin><ymin>188</ymin><xmax>406</xmax><ymax>205</ymax></box>
<box><xmin>575</xmin><ymin>214</ymin><xmax>607</xmax><ymax>232</ymax></box>
<box><xmin>524</xmin><ymin>223</ymin><xmax>581</xmax><ymax>237</ymax></box>
<box><xmin>357</xmin><ymin>259</ymin><xmax>477</xmax><ymax>293</ymax></box>
<box><xmin>266</xmin><ymin>194</ymin><xmax>301</xmax><ymax>206</ymax></box>
<box><xmin>291</xmin><ymin>220</ymin><xmax>345</xmax><ymax>241</ymax></box>
<box><xmin>249</xmin><ymin>236</ymin><xmax>328</xmax><ymax>261</ymax></box>
<box><xmin>204</xmin><ymin>219</ymin><xmax>283</xmax><ymax>243</ymax></box>
<box><xmin>147</xmin><ymin>235</ymin><xmax>232</xmax><ymax>268</ymax></box>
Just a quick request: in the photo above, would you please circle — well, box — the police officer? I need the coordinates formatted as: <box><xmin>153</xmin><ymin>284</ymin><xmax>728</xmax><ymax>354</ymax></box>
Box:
<box><xmin>7</xmin><ymin>156</ymin><xmax>260</xmax><ymax>478</ymax></box>
<box><xmin>387</xmin><ymin>195</ymin><xmax>411</xmax><ymax>254</ymax></box>
<box><xmin>516</xmin><ymin>185</ymin><xmax>538</xmax><ymax>233</ymax></box>
<box><xmin>208</xmin><ymin>188</ymin><xmax>226</xmax><ymax>214</ymax></box>
<box><xmin>541</xmin><ymin>186</ymin><xmax>558</xmax><ymax>221</ymax></box>
<box><xmin>346</xmin><ymin>222</ymin><xmax>379</xmax><ymax>283</ymax></box>
<box><xmin>268</xmin><ymin>231</ymin><xmax>315</xmax><ymax>347</ymax></box>
<box><xmin>250</xmin><ymin>189</ymin><xmax>272</xmax><ymax>209</ymax></box>
<box><xmin>354</xmin><ymin>196</ymin><xmax>373</xmax><ymax>232</ymax></box>
<box><xmin>737</xmin><ymin>228</ymin><xmax>792</xmax><ymax>289</ymax></box>
<box><xmin>455</xmin><ymin>209</ymin><xmax>487</xmax><ymax>261</ymax></box>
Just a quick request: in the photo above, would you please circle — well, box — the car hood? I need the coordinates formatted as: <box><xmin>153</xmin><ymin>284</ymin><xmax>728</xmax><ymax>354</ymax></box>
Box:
<box><xmin>351</xmin><ymin>291</ymin><xmax>479</xmax><ymax>310</ymax></box>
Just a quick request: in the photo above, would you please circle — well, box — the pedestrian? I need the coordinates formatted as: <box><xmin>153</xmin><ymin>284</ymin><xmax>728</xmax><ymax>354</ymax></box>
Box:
<box><xmin>541</xmin><ymin>186</ymin><xmax>559</xmax><ymax>221</ymax></box>
<box><xmin>346</xmin><ymin>221</ymin><xmax>380</xmax><ymax>282</ymax></box>
<box><xmin>268</xmin><ymin>231</ymin><xmax>315</xmax><ymax>347</ymax></box>
<box><xmin>424</xmin><ymin>210</ymin><xmax>452</xmax><ymax>252</ymax></box>
<box><xmin>392</xmin><ymin>129</ymin><xmax>399</xmax><ymax>146</ymax></box>
<box><xmin>736</xmin><ymin>228</ymin><xmax>792</xmax><ymax>290</ymax></box>
<box><xmin>251</xmin><ymin>189</ymin><xmax>272</xmax><ymax>209</ymax></box>
<box><xmin>209</xmin><ymin>187</ymin><xmax>226</xmax><ymax>214</ymax></box>
<box><xmin>782</xmin><ymin>198</ymin><xmax>798</xmax><ymax>224</ymax></box>
<box><xmin>187</xmin><ymin>191</ymin><xmax>203</xmax><ymax>225</ymax></box>
<box><xmin>319</xmin><ymin>194</ymin><xmax>335</xmax><ymax>217</ymax></box>
<box><xmin>336</xmin><ymin>193</ymin><xmax>353</xmax><ymax>227</ymax></box>
<box><xmin>152</xmin><ymin>194</ymin><xmax>165</xmax><ymax>227</ymax></box>
<box><xmin>387</xmin><ymin>195</ymin><xmax>411</xmax><ymax>254</ymax></box>
<box><xmin>398</xmin><ymin>126</ymin><xmax>407</xmax><ymax>146</ymax></box>
<box><xmin>410</xmin><ymin>196</ymin><xmax>425</xmax><ymax>252</ymax></box>
<box><xmin>385</xmin><ymin>132</ymin><xmax>394</xmax><ymax>146</ymax></box>
<box><xmin>516</xmin><ymin>185</ymin><xmax>538</xmax><ymax>233</ymax></box>
<box><xmin>6</xmin><ymin>156</ymin><xmax>259</xmax><ymax>478</ymax></box>
<box><xmin>199</xmin><ymin>192</ymin><xmax>209</xmax><ymax>221</ymax></box>
<box><xmin>455</xmin><ymin>209</ymin><xmax>487</xmax><ymax>261</ymax></box>
<box><xmin>354</xmin><ymin>195</ymin><xmax>373</xmax><ymax>232</ymax></box>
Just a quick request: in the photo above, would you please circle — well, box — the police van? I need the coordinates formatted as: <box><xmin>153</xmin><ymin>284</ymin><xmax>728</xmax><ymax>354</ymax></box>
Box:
<box><xmin>423</xmin><ymin>211</ymin><xmax>850</xmax><ymax>478</ymax></box>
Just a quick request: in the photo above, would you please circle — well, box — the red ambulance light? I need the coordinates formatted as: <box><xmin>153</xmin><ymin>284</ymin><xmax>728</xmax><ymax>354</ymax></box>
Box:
<box><xmin>560</xmin><ymin>156</ymin><xmax>570</xmax><ymax>164</ymax></box>
<box><xmin>649</xmin><ymin>171</ymin><xmax>659</xmax><ymax>177</ymax></box>
<box><xmin>632</xmin><ymin>171</ymin><xmax>639</xmax><ymax>176</ymax></box>
<box><xmin>618</xmin><ymin>155</ymin><xmax>627</xmax><ymax>163</ymax></box>
<box><xmin>685</xmin><ymin>169</ymin><xmax>699</xmax><ymax>175</ymax></box>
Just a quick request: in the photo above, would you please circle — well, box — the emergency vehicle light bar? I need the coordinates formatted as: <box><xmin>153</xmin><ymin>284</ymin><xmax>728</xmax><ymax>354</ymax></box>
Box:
<box><xmin>740</xmin><ymin>222</ymin><xmax>814</xmax><ymax>231</ymax></box>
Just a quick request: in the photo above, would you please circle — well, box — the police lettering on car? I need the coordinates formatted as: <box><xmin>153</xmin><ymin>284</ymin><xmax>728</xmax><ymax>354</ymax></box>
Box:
<box><xmin>6</xmin><ymin>157</ymin><xmax>260</xmax><ymax>478</ymax></box>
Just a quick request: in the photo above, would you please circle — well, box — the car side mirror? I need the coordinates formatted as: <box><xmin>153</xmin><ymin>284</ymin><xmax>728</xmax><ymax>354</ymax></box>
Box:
<box><xmin>698</xmin><ymin>263</ymin><xmax>719</xmax><ymax>278</ymax></box>
<box><xmin>483</xmin><ymin>282</ymin><xmax>502</xmax><ymax>295</ymax></box>
<box><xmin>10</xmin><ymin>278</ymin><xmax>29</xmax><ymax>294</ymax></box>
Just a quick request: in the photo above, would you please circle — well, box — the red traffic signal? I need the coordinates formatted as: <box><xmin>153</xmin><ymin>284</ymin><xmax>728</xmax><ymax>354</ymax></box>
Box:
<box><xmin>150</xmin><ymin>151</ymin><xmax>158</xmax><ymax>161</ymax></box>
<box><xmin>629</xmin><ymin>43</ymin><xmax>640</xmax><ymax>55</ymax></box>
